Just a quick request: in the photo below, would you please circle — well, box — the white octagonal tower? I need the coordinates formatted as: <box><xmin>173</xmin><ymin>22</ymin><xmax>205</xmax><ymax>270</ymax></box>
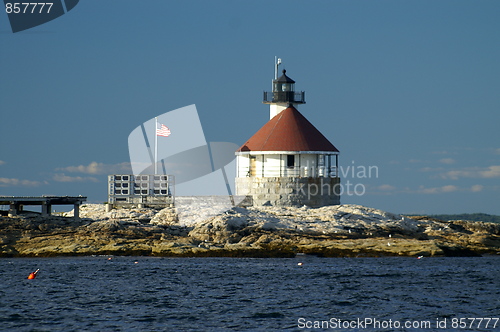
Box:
<box><xmin>235</xmin><ymin>61</ymin><xmax>340</xmax><ymax>207</ymax></box>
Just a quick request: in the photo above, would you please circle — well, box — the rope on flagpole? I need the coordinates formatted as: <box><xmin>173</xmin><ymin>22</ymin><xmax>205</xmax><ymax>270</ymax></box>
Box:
<box><xmin>154</xmin><ymin>117</ymin><xmax>158</xmax><ymax>174</ymax></box>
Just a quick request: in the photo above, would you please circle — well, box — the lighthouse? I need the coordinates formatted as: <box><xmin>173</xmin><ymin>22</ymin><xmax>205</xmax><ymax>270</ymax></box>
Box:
<box><xmin>235</xmin><ymin>60</ymin><xmax>340</xmax><ymax>207</ymax></box>
<box><xmin>265</xmin><ymin>66</ymin><xmax>305</xmax><ymax>119</ymax></box>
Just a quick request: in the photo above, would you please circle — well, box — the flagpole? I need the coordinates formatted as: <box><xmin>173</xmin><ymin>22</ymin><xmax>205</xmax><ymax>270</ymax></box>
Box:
<box><xmin>154</xmin><ymin>117</ymin><xmax>158</xmax><ymax>174</ymax></box>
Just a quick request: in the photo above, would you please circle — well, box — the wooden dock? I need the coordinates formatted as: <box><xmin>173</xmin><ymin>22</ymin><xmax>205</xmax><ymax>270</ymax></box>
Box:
<box><xmin>0</xmin><ymin>196</ymin><xmax>87</xmax><ymax>219</ymax></box>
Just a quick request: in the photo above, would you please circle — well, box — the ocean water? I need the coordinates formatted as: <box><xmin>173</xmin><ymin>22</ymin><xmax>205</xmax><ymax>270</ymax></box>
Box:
<box><xmin>0</xmin><ymin>256</ymin><xmax>499</xmax><ymax>331</ymax></box>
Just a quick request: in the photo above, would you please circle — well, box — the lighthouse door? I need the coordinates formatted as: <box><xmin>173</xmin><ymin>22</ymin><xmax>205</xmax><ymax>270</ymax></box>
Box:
<box><xmin>249</xmin><ymin>156</ymin><xmax>257</xmax><ymax>176</ymax></box>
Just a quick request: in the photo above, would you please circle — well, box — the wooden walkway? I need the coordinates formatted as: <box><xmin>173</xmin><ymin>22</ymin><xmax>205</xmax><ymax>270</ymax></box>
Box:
<box><xmin>0</xmin><ymin>196</ymin><xmax>87</xmax><ymax>219</ymax></box>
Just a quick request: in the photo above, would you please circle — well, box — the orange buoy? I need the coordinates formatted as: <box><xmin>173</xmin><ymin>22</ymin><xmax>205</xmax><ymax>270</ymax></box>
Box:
<box><xmin>27</xmin><ymin>269</ymin><xmax>39</xmax><ymax>279</ymax></box>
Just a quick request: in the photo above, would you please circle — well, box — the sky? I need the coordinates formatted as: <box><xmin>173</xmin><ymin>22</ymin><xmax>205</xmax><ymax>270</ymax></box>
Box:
<box><xmin>1</xmin><ymin>0</ymin><xmax>499</xmax><ymax>215</ymax></box>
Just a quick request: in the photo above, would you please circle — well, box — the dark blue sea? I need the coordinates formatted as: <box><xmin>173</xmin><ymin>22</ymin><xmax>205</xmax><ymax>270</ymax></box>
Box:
<box><xmin>0</xmin><ymin>256</ymin><xmax>499</xmax><ymax>331</ymax></box>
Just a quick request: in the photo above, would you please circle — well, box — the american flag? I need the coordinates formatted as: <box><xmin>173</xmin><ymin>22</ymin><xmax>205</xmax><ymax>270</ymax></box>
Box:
<box><xmin>156</xmin><ymin>123</ymin><xmax>171</xmax><ymax>137</ymax></box>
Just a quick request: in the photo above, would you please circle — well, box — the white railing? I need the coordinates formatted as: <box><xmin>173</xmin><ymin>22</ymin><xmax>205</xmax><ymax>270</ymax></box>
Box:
<box><xmin>263</xmin><ymin>91</ymin><xmax>306</xmax><ymax>104</ymax></box>
<box><xmin>239</xmin><ymin>166</ymin><xmax>338</xmax><ymax>178</ymax></box>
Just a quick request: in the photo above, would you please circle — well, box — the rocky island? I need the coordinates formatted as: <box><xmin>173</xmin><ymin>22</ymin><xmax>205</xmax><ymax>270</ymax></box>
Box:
<box><xmin>1</xmin><ymin>204</ymin><xmax>499</xmax><ymax>257</ymax></box>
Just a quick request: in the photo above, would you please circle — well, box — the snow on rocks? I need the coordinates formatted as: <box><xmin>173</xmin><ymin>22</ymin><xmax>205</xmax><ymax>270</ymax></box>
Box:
<box><xmin>149</xmin><ymin>207</ymin><xmax>178</xmax><ymax>226</ymax></box>
<box><xmin>66</xmin><ymin>204</ymin><xmax>156</xmax><ymax>223</ymax></box>
<box><xmin>243</xmin><ymin>204</ymin><xmax>422</xmax><ymax>235</ymax></box>
<box><xmin>189</xmin><ymin>207</ymin><xmax>251</xmax><ymax>243</ymax></box>
<box><xmin>174</xmin><ymin>196</ymin><xmax>237</xmax><ymax>227</ymax></box>
<box><xmin>70</xmin><ymin>203</ymin><xmax>422</xmax><ymax>236</ymax></box>
<box><xmin>187</xmin><ymin>204</ymin><xmax>423</xmax><ymax>242</ymax></box>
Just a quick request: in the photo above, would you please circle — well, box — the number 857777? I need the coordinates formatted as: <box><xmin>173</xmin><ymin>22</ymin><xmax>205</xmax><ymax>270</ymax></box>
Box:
<box><xmin>5</xmin><ymin>3</ymin><xmax>54</xmax><ymax>14</ymax></box>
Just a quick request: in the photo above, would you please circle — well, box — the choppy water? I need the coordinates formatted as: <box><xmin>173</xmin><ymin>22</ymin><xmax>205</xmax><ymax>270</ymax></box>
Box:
<box><xmin>0</xmin><ymin>256</ymin><xmax>499</xmax><ymax>331</ymax></box>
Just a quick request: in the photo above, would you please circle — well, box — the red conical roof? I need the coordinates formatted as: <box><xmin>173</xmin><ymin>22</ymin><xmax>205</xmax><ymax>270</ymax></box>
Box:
<box><xmin>237</xmin><ymin>106</ymin><xmax>339</xmax><ymax>152</ymax></box>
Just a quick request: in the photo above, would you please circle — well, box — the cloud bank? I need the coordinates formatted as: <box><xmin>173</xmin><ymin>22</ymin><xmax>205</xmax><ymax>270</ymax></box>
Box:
<box><xmin>56</xmin><ymin>162</ymin><xmax>132</xmax><ymax>175</ymax></box>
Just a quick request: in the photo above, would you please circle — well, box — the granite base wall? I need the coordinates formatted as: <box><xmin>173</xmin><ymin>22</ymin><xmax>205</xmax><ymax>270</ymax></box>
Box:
<box><xmin>235</xmin><ymin>177</ymin><xmax>341</xmax><ymax>207</ymax></box>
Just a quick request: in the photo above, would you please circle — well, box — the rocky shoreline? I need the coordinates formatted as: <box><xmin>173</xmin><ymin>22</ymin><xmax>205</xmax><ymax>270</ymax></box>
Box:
<box><xmin>1</xmin><ymin>204</ymin><xmax>499</xmax><ymax>258</ymax></box>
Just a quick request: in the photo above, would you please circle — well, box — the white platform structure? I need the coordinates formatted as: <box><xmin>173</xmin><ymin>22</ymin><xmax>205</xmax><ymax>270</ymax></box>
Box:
<box><xmin>107</xmin><ymin>174</ymin><xmax>174</xmax><ymax>208</ymax></box>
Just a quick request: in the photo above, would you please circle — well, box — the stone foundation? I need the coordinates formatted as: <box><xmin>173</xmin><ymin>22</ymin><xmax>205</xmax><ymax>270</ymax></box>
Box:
<box><xmin>235</xmin><ymin>177</ymin><xmax>341</xmax><ymax>207</ymax></box>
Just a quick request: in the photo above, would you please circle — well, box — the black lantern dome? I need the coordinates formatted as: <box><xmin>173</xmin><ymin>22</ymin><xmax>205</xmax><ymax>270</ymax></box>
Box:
<box><xmin>263</xmin><ymin>69</ymin><xmax>305</xmax><ymax>105</ymax></box>
<box><xmin>274</xmin><ymin>69</ymin><xmax>295</xmax><ymax>92</ymax></box>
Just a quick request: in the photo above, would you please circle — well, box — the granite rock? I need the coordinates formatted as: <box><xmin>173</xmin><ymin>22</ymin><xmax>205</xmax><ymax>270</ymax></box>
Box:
<box><xmin>1</xmin><ymin>204</ymin><xmax>499</xmax><ymax>257</ymax></box>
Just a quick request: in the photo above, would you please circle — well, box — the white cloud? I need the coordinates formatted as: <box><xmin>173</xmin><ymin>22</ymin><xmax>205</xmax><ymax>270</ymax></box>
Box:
<box><xmin>441</xmin><ymin>165</ymin><xmax>500</xmax><ymax>180</ymax></box>
<box><xmin>414</xmin><ymin>184</ymin><xmax>491</xmax><ymax>194</ymax></box>
<box><xmin>494</xmin><ymin>148</ymin><xmax>500</xmax><ymax>155</ymax></box>
<box><xmin>416</xmin><ymin>185</ymin><xmax>459</xmax><ymax>194</ymax></box>
<box><xmin>56</xmin><ymin>162</ymin><xmax>132</xmax><ymax>175</ymax></box>
<box><xmin>0</xmin><ymin>160</ymin><xmax>5</xmax><ymax>166</ymax></box>
<box><xmin>471</xmin><ymin>185</ymin><xmax>484</xmax><ymax>192</ymax></box>
<box><xmin>481</xmin><ymin>166</ymin><xmax>500</xmax><ymax>178</ymax></box>
<box><xmin>377</xmin><ymin>184</ymin><xmax>396</xmax><ymax>191</ymax></box>
<box><xmin>420</xmin><ymin>166</ymin><xmax>444</xmax><ymax>172</ymax></box>
<box><xmin>0</xmin><ymin>177</ymin><xmax>44</xmax><ymax>187</ymax></box>
<box><xmin>432</xmin><ymin>150</ymin><xmax>458</xmax><ymax>155</ymax></box>
<box><xmin>52</xmin><ymin>173</ymin><xmax>99</xmax><ymax>183</ymax></box>
<box><xmin>439</xmin><ymin>158</ymin><xmax>455</xmax><ymax>164</ymax></box>
<box><xmin>441</xmin><ymin>185</ymin><xmax>459</xmax><ymax>193</ymax></box>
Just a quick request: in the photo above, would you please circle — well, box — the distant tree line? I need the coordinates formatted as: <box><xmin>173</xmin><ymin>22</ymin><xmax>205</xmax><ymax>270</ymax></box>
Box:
<box><xmin>428</xmin><ymin>213</ymin><xmax>500</xmax><ymax>223</ymax></box>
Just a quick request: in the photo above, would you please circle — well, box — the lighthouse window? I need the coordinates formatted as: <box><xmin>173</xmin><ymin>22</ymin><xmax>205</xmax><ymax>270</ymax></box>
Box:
<box><xmin>287</xmin><ymin>155</ymin><xmax>295</xmax><ymax>168</ymax></box>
